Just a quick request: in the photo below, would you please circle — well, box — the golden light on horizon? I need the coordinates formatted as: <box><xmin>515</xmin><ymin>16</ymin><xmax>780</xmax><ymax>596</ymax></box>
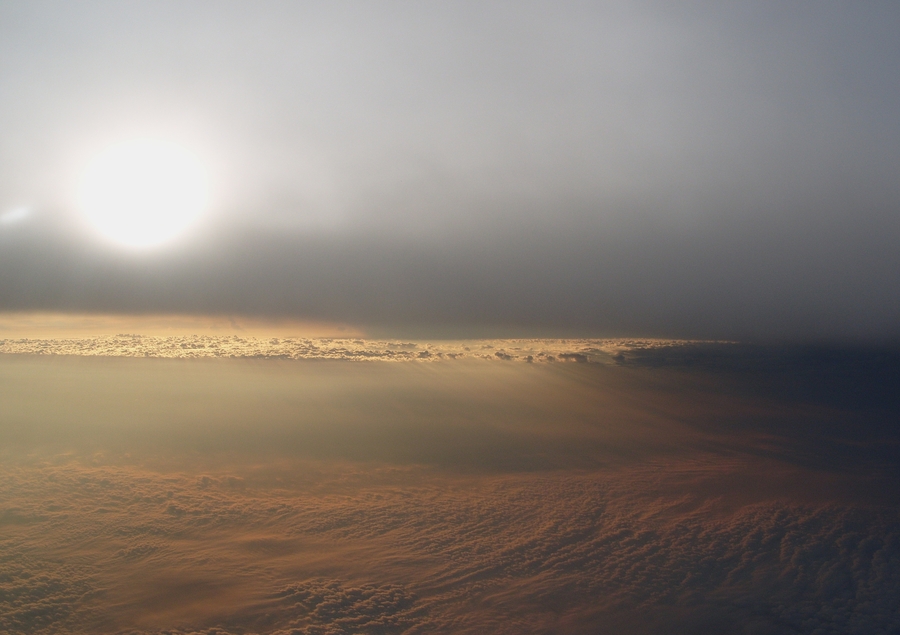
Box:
<box><xmin>76</xmin><ymin>139</ymin><xmax>209</xmax><ymax>249</ymax></box>
<box><xmin>0</xmin><ymin>311</ymin><xmax>364</xmax><ymax>339</ymax></box>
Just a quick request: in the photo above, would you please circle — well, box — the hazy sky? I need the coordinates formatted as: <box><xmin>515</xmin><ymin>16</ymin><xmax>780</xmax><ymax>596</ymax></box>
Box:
<box><xmin>1</xmin><ymin>1</ymin><xmax>899</xmax><ymax>338</ymax></box>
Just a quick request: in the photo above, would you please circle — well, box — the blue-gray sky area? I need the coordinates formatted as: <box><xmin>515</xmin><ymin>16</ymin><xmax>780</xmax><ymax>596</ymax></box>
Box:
<box><xmin>1</xmin><ymin>1</ymin><xmax>899</xmax><ymax>338</ymax></box>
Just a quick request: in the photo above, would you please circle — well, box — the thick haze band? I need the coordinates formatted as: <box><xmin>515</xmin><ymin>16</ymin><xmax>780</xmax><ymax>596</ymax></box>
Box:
<box><xmin>1</xmin><ymin>2</ymin><xmax>899</xmax><ymax>337</ymax></box>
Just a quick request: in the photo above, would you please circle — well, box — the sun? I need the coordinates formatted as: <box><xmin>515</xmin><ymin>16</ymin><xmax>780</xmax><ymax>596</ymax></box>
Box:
<box><xmin>77</xmin><ymin>139</ymin><xmax>209</xmax><ymax>249</ymax></box>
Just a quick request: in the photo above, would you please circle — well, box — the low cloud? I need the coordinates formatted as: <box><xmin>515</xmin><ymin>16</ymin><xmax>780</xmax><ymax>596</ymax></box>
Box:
<box><xmin>1</xmin><ymin>347</ymin><xmax>898</xmax><ymax>633</ymax></box>
<box><xmin>0</xmin><ymin>335</ymin><xmax>696</xmax><ymax>362</ymax></box>
<box><xmin>1</xmin><ymin>458</ymin><xmax>899</xmax><ymax>634</ymax></box>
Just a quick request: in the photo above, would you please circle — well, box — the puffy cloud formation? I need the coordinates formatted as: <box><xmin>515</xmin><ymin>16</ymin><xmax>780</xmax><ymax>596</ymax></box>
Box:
<box><xmin>1</xmin><ymin>459</ymin><xmax>899</xmax><ymax>634</ymax></box>
<box><xmin>0</xmin><ymin>336</ymin><xmax>702</xmax><ymax>361</ymax></box>
<box><xmin>1</xmin><ymin>347</ymin><xmax>898</xmax><ymax>633</ymax></box>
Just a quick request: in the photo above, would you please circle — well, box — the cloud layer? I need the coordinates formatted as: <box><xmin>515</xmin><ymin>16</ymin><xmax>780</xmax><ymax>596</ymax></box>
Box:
<box><xmin>1</xmin><ymin>349</ymin><xmax>899</xmax><ymax>633</ymax></box>
<box><xmin>0</xmin><ymin>335</ymin><xmax>695</xmax><ymax>361</ymax></box>
<box><xmin>2</xmin><ymin>459</ymin><xmax>899</xmax><ymax>634</ymax></box>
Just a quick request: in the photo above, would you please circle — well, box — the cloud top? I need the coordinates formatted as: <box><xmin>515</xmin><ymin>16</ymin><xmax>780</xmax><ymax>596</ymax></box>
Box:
<box><xmin>0</xmin><ymin>335</ymin><xmax>705</xmax><ymax>361</ymax></box>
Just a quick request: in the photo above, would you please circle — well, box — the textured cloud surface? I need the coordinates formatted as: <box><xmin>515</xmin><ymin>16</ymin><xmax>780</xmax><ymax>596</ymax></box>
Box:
<box><xmin>3</xmin><ymin>459</ymin><xmax>899</xmax><ymax>634</ymax></box>
<box><xmin>1</xmin><ymin>348</ymin><xmax>899</xmax><ymax>634</ymax></box>
<box><xmin>0</xmin><ymin>335</ymin><xmax>696</xmax><ymax>361</ymax></box>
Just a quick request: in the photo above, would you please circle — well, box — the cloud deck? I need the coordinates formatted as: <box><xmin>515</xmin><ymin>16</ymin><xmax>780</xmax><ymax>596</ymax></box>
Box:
<box><xmin>0</xmin><ymin>336</ymin><xmax>705</xmax><ymax>361</ymax></box>
<box><xmin>1</xmin><ymin>350</ymin><xmax>898</xmax><ymax>633</ymax></box>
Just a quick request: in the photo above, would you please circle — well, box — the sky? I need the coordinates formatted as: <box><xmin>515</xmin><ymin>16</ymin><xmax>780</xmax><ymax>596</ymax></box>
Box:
<box><xmin>1</xmin><ymin>1</ymin><xmax>899</xmax><ymax>339</ymax></box>
<box><xmin>4</xmin><ymin>6</ymin><xmax>900</xmax><ymax>631</ymax></box>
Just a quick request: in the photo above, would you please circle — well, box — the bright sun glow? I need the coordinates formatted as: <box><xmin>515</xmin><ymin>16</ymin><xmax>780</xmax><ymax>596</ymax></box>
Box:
<box><xmin>77</xmin><ymin>139</ymin><xmax>209</xmax><ymax>249</ymax></box>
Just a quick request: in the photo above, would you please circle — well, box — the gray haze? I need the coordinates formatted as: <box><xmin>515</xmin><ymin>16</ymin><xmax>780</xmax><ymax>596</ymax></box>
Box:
<box><xmin>1</xmin><ymin>1</ymin><xmax>899</xmax><ymax>338</ymax></box>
